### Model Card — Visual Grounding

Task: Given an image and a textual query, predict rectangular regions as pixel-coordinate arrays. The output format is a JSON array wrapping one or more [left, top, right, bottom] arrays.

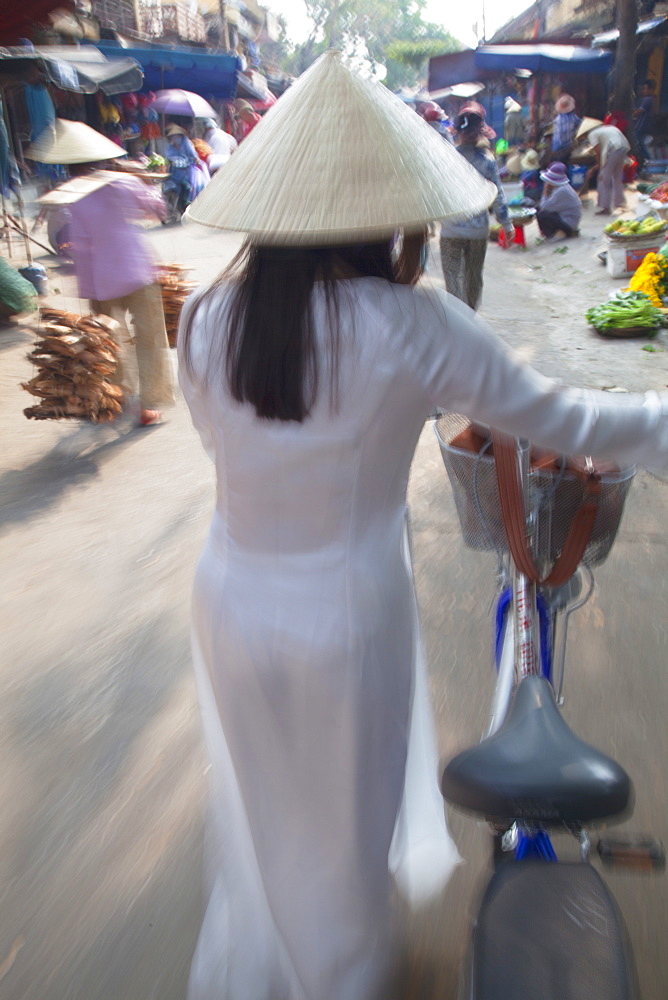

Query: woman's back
[[182, 277, 442, 559]]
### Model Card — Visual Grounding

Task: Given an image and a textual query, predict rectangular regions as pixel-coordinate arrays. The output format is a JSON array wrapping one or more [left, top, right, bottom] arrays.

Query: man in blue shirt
[[551, 94, 581, 163]]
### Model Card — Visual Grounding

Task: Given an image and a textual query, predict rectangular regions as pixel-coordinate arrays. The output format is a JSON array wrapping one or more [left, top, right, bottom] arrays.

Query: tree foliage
[[385, 37, 460, 69], [384, 36, 460, 86], [259, 13, 294, 75], [273, 0, 462, 89]]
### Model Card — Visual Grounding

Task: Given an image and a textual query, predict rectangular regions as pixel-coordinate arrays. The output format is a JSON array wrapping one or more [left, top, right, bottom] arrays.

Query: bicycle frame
[[487, 441, 587, 861], [488, 441, 548, 739], [437, 422, 647, 999]]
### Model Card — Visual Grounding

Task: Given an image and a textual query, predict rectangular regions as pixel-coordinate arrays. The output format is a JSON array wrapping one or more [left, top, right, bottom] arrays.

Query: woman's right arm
[[418, 289, 668, 475]]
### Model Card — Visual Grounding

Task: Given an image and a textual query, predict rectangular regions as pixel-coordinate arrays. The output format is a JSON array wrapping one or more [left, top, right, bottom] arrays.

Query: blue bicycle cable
[[516, 828, 558, 861], [494, 587, 553, 683]]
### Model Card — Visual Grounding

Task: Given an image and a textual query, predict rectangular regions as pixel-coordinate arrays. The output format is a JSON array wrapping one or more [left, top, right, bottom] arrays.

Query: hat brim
[[540, 172, 569, 185], [185, 51, 496, 244], [575, 117, 603, 140], [25, 119, 127, 164], [37, 170, 123, 205]]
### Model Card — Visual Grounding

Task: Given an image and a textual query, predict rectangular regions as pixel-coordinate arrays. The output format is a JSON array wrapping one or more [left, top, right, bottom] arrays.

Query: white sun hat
[[25, 119, 127, 164], [185, 50, 496, 244]]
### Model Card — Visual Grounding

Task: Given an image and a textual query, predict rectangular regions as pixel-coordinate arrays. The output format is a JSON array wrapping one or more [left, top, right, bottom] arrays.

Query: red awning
[[0, 0, 75, 46]]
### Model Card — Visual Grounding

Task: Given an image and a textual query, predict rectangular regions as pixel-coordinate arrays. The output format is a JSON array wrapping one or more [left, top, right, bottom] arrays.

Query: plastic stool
[[499, 224, 525, 248]]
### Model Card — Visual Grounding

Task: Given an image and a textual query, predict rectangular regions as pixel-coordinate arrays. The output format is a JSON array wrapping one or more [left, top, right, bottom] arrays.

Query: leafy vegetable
[[585, 290, 663, 331]]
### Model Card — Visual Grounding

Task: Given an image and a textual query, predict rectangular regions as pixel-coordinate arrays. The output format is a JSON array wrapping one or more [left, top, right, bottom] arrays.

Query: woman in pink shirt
[[28, 120, 174, 425]]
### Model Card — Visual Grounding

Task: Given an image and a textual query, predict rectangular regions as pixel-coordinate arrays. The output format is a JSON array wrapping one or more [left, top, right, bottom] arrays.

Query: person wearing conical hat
[[503, 96, 525, 147], [26, 120, 174, 425], [576, 116, 630, 214], [439, 105, 514, 309], [177, 51, 668, 1000], [505, 148, 523, 176], [551, 93, 581, 162], [518, 148, 543, 204], [164, 123, 200, 212]]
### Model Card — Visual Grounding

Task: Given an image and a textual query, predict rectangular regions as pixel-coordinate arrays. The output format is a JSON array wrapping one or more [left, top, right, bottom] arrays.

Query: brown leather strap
[[492, 430, 602, 587]]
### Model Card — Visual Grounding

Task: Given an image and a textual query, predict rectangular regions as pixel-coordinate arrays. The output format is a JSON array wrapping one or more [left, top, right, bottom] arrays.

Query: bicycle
[[434, 413, 665, 1000]]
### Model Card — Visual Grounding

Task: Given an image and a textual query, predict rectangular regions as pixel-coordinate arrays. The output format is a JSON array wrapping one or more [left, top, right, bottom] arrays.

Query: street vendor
[[536, 161, 582, 240], [576, 117, 630, 216], [26, 119, 174, 427]]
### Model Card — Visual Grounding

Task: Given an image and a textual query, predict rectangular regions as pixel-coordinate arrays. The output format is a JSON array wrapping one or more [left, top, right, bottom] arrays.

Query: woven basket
[[435, 414, 635, 568], [606, 226, 667, 241], [594, 325, 660, 339]]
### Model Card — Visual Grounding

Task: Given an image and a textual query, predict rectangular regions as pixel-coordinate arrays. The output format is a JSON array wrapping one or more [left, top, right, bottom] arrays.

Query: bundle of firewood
[[22, 308, 124, 423], [157, 264, 197, 348]]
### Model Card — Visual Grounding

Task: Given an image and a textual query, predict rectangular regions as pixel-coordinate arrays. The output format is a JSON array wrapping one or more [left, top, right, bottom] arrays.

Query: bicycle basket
[[434, 413, 635, 569]]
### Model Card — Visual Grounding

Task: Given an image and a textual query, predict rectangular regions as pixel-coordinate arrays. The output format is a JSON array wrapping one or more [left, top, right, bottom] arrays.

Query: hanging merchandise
[[0, 98, 20, 196], [138, 93, 161, 142], [24, 83, 56, 143], [140, 115, 161, 142], [98, 94, 121, 128]]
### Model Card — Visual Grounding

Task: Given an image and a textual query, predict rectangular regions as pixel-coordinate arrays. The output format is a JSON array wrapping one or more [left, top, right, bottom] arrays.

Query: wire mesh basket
[[435, 413, 635, 569]]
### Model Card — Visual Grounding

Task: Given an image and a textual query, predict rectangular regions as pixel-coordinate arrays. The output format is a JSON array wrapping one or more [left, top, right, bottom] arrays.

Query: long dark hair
[[181, 229, 427, 422]]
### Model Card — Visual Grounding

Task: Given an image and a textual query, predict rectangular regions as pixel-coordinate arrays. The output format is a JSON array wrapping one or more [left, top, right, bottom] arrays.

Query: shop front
[[429, 43, 612, 146]]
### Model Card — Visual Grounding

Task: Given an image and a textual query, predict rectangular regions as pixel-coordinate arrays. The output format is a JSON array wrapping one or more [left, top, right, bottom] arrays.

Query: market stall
[[89, 43, 241, 101], [428, 44, 612, 145]]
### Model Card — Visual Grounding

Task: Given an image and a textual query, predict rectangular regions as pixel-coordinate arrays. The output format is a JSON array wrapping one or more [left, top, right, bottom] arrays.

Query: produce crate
[[605, 233, 665, 278]]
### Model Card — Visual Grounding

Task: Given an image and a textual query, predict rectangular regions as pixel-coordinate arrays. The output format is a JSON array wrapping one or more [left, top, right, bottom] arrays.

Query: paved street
[[1, 198, 667, 999]]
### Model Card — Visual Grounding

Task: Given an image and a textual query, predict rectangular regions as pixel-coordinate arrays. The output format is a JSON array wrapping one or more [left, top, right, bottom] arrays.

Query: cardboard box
[[605, 234, 664, 278]]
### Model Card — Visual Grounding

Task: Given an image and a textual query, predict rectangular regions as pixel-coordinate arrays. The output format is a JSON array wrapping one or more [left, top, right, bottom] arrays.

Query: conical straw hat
[[185, 50, 496, 244], [25, 119, 127, 164], [575, 117, 603, 141]]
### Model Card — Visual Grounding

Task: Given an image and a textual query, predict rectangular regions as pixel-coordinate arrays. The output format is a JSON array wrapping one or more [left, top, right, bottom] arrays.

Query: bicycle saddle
[[442, 675, 632, 823]]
